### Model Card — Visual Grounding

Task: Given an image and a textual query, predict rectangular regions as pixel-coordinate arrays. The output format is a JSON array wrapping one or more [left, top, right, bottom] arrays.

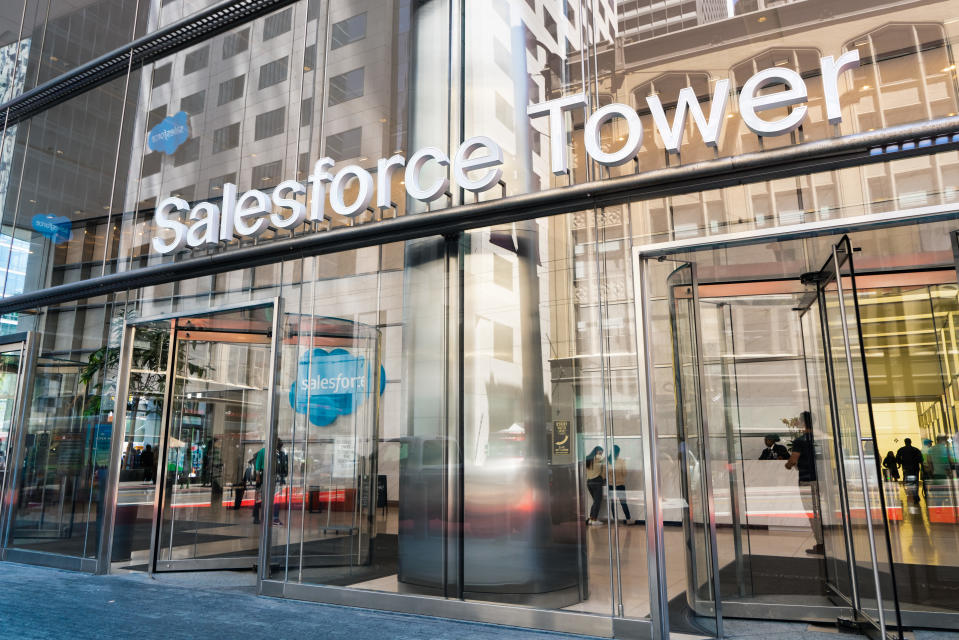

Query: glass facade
[[2, 0, 959, 638]]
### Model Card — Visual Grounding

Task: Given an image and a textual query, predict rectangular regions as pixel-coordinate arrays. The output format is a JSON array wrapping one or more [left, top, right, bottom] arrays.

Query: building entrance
[[637, 219, 959, 639], [110, 303, 278, 573]]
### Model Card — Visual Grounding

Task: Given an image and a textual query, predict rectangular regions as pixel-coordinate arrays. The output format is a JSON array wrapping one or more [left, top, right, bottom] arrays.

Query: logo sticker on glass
[[290, 348, 385, 427], [31, 214, 72, 244], [148, 111, 190, 155]]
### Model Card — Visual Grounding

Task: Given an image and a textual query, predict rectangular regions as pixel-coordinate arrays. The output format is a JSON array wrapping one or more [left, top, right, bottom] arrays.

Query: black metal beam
[[2, 115, 958, 314], [0, 0, 298, 128]]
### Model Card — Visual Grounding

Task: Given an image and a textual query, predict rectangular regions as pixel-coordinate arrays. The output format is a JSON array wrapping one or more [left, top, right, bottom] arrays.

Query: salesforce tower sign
[[151, 51, 860, 256]]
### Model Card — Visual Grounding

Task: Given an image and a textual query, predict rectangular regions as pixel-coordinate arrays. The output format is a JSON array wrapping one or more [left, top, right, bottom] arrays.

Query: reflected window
[[179, 90, 205, 115], [331, 13, 367, 49], [171, 184, 195, 202], [326, 127, 362, 162], [218, 75, 245, 105], [252, 160, 282, 189], [259, 56, 289, 90], [495, 92, 512, 130], [172, 137, 199, 167], [142, 151, 162, 176], [254, 107, 285, 140], [845, 24, 958, 131], [300, 97, 313, 127], [263, 7, 292, 41], [152, 63, 171, 88], [212, 123, 240, 154], [148, 105, 166, 129], [543, 7, 557, 42], [183, 45, 208, 75], [328, 67, 364, 105], [209, 173, 236, 195], [493, 321, 514, 362], [222, 28, 249, 59]]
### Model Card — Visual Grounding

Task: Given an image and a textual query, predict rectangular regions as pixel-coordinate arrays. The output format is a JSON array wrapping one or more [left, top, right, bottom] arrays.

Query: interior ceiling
[[851, 285, 957, 402]]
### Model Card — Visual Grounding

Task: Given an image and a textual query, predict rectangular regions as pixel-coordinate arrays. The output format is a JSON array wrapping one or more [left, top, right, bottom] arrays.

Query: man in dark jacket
[[896, 438, 924, 505], [759, 434, 789, 460], [786, 412, 824, 555]]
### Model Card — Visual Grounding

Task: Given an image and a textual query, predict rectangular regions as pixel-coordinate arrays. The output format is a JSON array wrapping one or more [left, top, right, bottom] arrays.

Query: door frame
[[101, 299, 281, 576], [0, 331, 38, 561], [797, 235, 904, 639], [631, 207, 959, 639]]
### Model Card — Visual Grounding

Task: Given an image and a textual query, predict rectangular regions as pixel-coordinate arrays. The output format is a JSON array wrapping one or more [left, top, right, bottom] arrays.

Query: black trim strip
[[2, 116, 959, 314], [0, 0, 298, 128]]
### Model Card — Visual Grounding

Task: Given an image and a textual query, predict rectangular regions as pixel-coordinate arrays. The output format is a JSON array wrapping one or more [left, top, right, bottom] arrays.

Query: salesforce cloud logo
[[290, 348, 385, 427], [148, 111, 190, 155], [31, 214, 72, 244]]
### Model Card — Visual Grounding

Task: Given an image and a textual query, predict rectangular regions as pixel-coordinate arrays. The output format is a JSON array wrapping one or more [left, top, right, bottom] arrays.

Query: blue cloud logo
[[31, 214, 72, 244], [290, 348, 384, 427], [148, 111, 190, 155]]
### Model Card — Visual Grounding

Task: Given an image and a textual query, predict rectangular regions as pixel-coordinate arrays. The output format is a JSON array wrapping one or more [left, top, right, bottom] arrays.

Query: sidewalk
[[0, 561, 597, 640], [1, 561, 953, 640]]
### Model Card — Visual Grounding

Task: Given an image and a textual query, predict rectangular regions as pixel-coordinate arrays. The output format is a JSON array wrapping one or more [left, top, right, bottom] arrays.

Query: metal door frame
[[103, 299, 280, 576], [0, 331, 38, 560], [666, 261, 724, 637], [803, 236, 903, 639], [630, 207, 959, 640]]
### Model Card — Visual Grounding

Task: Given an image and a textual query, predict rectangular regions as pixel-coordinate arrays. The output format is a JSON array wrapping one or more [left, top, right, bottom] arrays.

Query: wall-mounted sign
[[31, 214, 72, 244], [148, 111, 190, 155], [552, 420, 571, 456], [290, 348, 385, 427], [151, 51, 860, 256]]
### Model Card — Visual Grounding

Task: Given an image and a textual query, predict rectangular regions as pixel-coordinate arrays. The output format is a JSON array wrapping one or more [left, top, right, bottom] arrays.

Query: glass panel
[[862, 279, 959, 618], [155, 311, 272, 568], [801, 298, 854, 603], [269, 314, 379, 582], [9, 354, 105, 558], [111, 320, 170, 570], [666, 262, 719, 635], [455, 214, 619, 616], [823, 245, 900, 632], [0, 345, 23, 506]]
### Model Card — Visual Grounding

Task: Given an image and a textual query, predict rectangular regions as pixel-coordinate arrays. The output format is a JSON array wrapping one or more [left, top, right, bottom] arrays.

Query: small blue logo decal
[[148, 111, 190, 155], [31, 214, 72, 244], [290, 348, 384, 427]]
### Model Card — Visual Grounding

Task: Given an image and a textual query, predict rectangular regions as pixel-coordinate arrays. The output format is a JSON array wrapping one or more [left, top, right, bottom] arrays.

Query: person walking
[[607, 445, 633, 525], [896, 438, 924, 505], [141, 444, 155, 484], [585, 446, 605, 526], [786, 411, 824, 555], [882, 450, 900, 482]]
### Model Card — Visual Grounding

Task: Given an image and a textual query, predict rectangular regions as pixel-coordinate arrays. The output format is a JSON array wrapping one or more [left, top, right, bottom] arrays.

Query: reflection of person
[[882, 451, 900, 482], [897, 438, 924, 505], [233, 456, 253, 510], [252, 442, 282, 525], [141, 444, 155, 483], [759, 434, 789, 460], [786, 411, 824, 555], [585, 446, 605, 526], [607, 445, 633, 525], [928, 435, 957, 481]]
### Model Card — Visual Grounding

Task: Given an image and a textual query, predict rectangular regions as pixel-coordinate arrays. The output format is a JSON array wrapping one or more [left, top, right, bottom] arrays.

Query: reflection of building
[[5, 0, 959, 638]]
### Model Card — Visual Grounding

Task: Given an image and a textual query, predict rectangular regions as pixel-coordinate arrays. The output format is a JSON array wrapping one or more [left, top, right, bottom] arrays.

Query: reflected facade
[[2, 1, 959, 639]]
